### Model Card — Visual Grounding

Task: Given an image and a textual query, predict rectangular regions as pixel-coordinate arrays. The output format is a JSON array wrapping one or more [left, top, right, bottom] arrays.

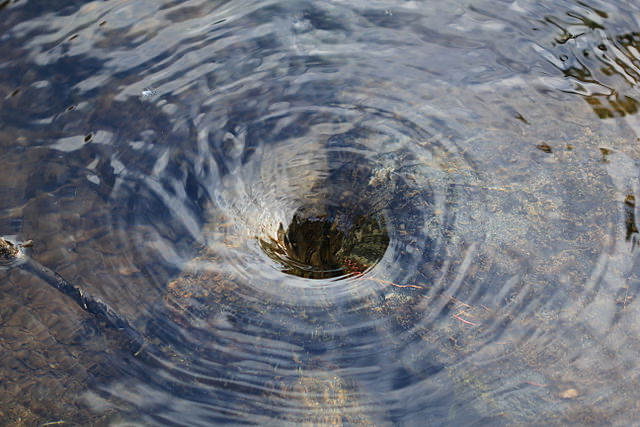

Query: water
[[1, 0, 640, 425]]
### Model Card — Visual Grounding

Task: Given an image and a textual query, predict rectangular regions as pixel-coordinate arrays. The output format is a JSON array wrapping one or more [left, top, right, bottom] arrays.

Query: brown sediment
[[262, 357, 385, 426]]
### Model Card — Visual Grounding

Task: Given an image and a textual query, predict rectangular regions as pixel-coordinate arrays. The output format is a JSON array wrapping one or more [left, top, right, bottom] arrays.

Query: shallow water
[[2, 0, 640, 425]]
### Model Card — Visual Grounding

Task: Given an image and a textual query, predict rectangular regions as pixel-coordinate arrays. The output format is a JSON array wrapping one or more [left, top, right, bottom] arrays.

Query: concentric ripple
[[2, 0, 640, 425], [173, 101, 465, 306]]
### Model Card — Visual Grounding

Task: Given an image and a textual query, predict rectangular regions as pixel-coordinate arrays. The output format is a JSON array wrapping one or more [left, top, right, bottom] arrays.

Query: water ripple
[[2, 0, 640, 425]]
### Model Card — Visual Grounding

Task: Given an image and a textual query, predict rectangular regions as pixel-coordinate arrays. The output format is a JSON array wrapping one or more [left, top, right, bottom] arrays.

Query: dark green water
[[1, 0, 640, 425]]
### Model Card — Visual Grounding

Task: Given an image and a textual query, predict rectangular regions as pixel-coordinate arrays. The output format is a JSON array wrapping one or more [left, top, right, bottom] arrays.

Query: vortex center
[[259, 207, 390, 280]]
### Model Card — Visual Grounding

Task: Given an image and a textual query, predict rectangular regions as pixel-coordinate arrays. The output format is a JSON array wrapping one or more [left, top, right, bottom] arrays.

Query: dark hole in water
[[259, 208, 390, 280]]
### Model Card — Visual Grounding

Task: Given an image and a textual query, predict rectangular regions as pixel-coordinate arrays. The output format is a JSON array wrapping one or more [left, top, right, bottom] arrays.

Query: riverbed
[[1, 0, 640, 425]]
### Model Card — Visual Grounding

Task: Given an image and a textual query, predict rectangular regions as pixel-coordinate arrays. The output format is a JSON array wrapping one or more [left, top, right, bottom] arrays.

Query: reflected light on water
[[1, 0, 640, 425]]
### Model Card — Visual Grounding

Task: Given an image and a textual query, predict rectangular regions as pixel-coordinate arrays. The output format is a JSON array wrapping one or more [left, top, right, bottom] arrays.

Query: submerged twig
[[368, 276, 424, 289], [1, 236, 146, 355], [452, 312, 477, 326]]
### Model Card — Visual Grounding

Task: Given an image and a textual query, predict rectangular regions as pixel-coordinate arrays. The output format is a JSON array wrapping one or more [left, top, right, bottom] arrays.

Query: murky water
[[2, 0, 640, 425]]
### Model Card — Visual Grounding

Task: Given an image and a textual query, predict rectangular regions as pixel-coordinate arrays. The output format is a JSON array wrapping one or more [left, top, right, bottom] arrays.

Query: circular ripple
[[169, 102, 471, 306], [7, 0, 635, 424]]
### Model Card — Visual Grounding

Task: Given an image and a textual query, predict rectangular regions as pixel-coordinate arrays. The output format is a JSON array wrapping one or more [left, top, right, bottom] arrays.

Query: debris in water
[[559, 388, 580, 399], [140, 87, 158, 101], [0, 237, 19, 259]]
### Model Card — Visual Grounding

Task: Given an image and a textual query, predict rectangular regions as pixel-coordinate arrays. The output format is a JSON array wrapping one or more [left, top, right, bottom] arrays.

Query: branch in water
[[1, 236, 146, 355]]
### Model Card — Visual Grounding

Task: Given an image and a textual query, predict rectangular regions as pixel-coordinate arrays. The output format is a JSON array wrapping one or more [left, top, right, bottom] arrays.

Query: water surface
[[2, 0, 640, 425]]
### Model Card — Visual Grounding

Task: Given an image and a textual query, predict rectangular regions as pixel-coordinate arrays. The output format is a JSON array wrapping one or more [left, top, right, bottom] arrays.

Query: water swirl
[[2, 0, 640, 425]]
